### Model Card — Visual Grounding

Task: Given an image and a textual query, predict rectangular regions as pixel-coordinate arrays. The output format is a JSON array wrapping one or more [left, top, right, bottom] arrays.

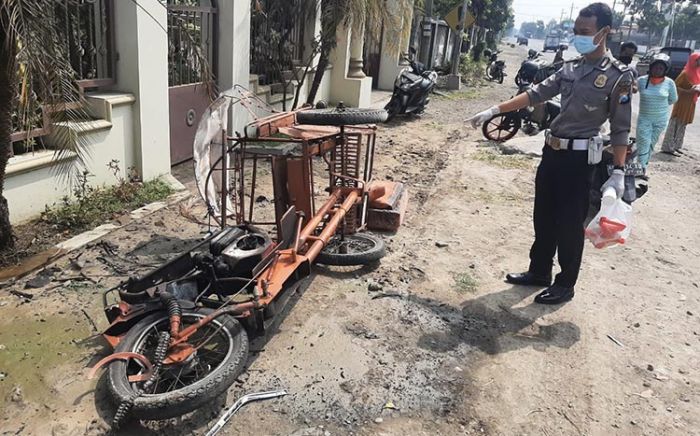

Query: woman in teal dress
[[636, 54, 678, 169]]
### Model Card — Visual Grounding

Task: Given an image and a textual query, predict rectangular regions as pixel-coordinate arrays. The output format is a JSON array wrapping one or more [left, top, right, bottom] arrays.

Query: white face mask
[[572, 27, 605, 55]]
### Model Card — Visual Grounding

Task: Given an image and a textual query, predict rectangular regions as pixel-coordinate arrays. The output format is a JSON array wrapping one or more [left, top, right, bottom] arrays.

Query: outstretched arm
[[467, 69, 563, 128]]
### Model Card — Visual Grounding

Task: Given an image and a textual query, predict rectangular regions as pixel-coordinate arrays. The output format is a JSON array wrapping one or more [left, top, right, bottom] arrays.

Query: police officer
[[467, 2, 633, 305]]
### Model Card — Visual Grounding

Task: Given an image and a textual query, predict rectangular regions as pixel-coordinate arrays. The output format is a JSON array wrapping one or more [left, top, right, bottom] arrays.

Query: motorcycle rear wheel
[[482, 112, 521, 142]]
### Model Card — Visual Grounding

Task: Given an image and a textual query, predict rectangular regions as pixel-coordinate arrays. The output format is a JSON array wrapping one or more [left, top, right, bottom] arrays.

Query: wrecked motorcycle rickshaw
[[91, 87, 393, 423]]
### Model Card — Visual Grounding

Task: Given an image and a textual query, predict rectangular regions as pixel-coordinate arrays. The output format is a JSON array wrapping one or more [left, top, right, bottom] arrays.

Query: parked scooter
[[484, 49, 506, 83], [482, 61, 560, 141], [384, 47, 438, 121]]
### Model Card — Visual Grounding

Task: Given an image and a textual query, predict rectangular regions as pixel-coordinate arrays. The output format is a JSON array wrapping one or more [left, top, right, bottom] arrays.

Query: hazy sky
[[512, 0, 616, 28]]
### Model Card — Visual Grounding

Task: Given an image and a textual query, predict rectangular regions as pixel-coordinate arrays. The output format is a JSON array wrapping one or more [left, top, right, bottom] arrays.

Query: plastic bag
[[585, 187, 633, 249]]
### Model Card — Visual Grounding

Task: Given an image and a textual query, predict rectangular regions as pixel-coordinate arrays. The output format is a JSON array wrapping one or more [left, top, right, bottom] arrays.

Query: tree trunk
[[305, 47, 330, 106], [0, 31, 16, 250]]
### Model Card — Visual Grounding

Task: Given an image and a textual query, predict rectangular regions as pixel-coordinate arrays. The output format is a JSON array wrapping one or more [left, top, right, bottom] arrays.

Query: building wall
[[111, 0, 171, 181], [5, 0, 371, 224], [328, 22, 372, 107], [5, 95, 137, 224]]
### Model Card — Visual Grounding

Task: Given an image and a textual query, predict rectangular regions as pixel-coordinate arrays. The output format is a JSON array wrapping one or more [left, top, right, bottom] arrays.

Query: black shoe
[[534, 285, 575, 305], [505, 271, 552, 287]]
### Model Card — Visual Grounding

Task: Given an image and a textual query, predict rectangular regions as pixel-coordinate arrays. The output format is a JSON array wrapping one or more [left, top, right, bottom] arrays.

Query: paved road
[[507, 37, 699, 154]]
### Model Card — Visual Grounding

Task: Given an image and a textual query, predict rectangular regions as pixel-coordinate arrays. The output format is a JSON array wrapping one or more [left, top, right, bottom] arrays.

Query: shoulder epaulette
[[610, 58, 630, 72]]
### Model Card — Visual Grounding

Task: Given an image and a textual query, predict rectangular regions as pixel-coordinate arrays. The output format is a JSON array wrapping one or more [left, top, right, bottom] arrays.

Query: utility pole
[[669, 1, 676, 47], [560, 9, 565, 25], [447, 0, 470, 89], [569, 2, 574, 21], [450, 0, 470, 75], [425, 0, 434, 17]]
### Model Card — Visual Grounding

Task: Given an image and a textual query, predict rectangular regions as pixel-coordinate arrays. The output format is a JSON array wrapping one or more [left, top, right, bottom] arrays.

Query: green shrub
[[41, 162, 174, 232]]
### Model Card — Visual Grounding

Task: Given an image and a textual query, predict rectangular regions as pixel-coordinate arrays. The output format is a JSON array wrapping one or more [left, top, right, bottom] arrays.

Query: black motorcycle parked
[[482, 59, 560, 142], [384, 47, 438, 121], [484, 49, 506, 83]]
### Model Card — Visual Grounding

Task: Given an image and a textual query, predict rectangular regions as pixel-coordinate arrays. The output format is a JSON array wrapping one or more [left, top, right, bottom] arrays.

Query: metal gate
[[167, 0, 218, 165]]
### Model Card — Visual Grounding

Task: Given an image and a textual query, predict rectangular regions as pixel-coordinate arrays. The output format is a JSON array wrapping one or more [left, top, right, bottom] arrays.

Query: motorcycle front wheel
[[108, 308, 249, 420], [485, 63, 494, 80], [384, 97, 401, 121], [482, 112, 521, 142]]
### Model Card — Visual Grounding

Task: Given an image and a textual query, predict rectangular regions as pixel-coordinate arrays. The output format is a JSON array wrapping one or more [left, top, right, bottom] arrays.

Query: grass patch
[[460, 55, 488, 88], [434, 55, 487, 101], [41, 177, 174, 233], [454, 271, 479, 293], [472, 149, 534, 170]]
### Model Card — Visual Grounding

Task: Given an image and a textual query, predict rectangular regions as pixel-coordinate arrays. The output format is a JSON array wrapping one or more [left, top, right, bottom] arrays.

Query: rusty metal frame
[[97, 109, 381, 386]]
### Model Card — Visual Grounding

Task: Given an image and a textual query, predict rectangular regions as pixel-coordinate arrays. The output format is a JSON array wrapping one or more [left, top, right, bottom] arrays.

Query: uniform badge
[[617, 81, 632, 104], [617, 82, 631, 95], [594, 74, 608, 88]]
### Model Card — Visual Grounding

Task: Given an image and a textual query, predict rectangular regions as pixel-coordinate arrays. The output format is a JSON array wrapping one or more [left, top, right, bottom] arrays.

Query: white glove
[[601, 169, 625, 199], [466, 106, 500, 129]]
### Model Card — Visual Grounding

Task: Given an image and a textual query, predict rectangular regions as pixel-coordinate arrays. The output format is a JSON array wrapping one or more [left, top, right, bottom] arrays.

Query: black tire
[[316, 233, 386, 266], [296, 107, 388, 126], [108, 308, 248, 421], [482, 112, 521, 142], [497, 71, 504, 84]]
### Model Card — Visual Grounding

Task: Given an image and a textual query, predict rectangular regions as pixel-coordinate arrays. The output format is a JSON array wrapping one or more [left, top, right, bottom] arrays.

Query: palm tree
[[0, 1, 92, 251], [306, 0, 419, 105]]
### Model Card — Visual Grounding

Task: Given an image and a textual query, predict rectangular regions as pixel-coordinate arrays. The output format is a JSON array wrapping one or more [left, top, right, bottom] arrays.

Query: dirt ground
[[1, 44, 699, 436]]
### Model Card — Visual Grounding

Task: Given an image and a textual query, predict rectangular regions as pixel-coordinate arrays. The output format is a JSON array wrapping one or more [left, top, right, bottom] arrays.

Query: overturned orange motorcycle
[[90, 87, 407, 425]]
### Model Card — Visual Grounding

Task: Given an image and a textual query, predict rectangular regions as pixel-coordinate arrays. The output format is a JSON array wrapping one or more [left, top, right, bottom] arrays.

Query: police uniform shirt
[[527, 50, 634, 146]]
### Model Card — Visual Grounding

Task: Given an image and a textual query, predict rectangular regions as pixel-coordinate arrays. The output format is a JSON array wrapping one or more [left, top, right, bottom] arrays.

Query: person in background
[[617, 42, 638, 94], [636, 54, 677, 169], [661, 53, 700, 156], [617, 42, 638, 74]]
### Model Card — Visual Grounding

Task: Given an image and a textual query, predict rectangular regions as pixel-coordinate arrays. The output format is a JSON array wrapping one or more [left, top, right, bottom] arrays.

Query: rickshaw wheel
[[482, 112, 521, 142], [316, 233, 386, 266], [296, 107, 388, 126]]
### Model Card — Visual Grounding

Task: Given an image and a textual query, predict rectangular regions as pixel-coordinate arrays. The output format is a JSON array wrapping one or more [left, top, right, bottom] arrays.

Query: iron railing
[[250, 0, 306, 86], [10, 0, 115, 155], [58, 0, 116, 89], [166, 0, 218, 87]]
